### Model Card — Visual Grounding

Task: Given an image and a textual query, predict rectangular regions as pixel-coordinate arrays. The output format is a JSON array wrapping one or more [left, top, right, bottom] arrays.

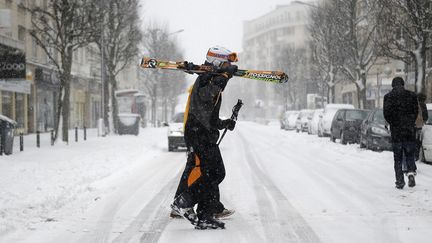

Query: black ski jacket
[[185, 64, 232, 144], [383, 86, 418, 143]]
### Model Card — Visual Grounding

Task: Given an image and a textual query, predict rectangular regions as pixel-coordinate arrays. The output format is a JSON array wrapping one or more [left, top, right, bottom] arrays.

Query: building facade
[[237, 2, 315, 120], [0, 0, 102, 134]]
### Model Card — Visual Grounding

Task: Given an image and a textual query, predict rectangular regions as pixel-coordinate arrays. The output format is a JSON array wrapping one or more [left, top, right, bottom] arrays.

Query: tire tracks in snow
[[110, 173, 179, 243], [238, 125, 405, 243], [75, 151, 183, 243], [237, 132, 321, 243]]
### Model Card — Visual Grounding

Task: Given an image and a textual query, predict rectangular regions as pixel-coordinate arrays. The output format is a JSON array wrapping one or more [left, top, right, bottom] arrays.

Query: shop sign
[[0, 44, 26, 79], [0, 80, 31, 94]]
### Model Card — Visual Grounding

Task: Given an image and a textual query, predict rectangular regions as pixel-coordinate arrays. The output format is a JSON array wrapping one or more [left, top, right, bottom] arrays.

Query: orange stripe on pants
[[187, 154, 201, 187]]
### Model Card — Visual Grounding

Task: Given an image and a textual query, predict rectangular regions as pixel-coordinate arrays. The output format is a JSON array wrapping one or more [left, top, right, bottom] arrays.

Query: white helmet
[[206, 46, 238, 67]]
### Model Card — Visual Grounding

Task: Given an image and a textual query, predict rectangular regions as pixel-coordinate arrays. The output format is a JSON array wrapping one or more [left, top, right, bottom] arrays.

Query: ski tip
[[281, 74, 289, 83]]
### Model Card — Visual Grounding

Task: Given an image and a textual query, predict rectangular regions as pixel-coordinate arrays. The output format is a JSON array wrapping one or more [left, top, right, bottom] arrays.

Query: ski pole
[[217, 99, 243, 145]]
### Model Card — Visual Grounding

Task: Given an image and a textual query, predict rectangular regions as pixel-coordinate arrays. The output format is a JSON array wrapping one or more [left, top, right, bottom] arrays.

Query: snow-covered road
[[1, 122, 432, 243]]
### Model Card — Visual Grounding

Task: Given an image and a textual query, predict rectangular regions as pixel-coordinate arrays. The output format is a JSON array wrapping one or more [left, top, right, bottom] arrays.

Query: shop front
[[0, 43, 30, 133], [34, 67, 60, 133]]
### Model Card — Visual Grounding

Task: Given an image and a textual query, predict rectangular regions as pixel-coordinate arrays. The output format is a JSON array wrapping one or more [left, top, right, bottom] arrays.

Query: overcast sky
[[141, 0, 294, 64]]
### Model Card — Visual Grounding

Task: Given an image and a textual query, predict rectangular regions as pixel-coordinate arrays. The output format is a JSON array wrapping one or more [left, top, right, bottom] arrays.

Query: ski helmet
[[206, 46, 238, 67]]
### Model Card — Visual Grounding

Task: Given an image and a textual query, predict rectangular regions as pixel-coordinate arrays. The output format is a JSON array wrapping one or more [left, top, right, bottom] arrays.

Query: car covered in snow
[[330, 109, 370, 144], [280, 110, 293, 129], [359, 109, 392, 151], [166, 112, 186, 151], [284, 111, 300, 130], [419, 104, 432, 162], [318, 104, 355, 137], [308, 109, 323, 135], [295, 109, 314, 133]]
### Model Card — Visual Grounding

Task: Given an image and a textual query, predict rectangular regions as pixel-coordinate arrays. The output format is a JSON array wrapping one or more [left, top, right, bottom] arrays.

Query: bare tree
[[141, 24, 186, 125], [337, 0, 381, 109], [274, 47, 307, 109], [93, 0, 143, 133], [26, 0, 98, 142], [376, 0, 432, 94], [308, 0, 344, 103]]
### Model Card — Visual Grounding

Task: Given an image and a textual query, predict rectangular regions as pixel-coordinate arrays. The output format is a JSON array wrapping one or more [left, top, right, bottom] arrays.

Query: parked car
[[296, 109, 314, 133], [285, 111, 300, 130], [419, 104, 432, 162], [330, 109, 370, 144], [359, 109, 392, 151], [308, 109, 323, 135], [318, 104, 355, 137], [280, 110, 292, 130], [167, 112, 186, 151]]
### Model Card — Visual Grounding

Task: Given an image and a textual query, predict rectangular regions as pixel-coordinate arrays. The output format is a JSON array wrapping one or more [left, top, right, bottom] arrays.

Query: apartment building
[[0, 0, 102, 133], [238, 2, 316, 120]]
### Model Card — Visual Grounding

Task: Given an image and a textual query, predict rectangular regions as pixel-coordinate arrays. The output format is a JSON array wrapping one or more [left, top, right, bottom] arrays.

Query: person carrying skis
[[170, 46, 238, 229], [170, 86, 234, 220]]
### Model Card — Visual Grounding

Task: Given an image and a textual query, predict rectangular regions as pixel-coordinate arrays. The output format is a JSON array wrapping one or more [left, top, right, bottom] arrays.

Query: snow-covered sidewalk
[[0, 128, 181, 239]]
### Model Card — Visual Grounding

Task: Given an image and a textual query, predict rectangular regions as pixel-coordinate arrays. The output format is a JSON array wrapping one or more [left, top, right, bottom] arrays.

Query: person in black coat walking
[[384, 77, 418, 189]]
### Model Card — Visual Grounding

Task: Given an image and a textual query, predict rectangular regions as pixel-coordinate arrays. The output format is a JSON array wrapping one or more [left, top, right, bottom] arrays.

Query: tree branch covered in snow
[[336, 0, 381, 108], [141, 24, 187, 125], [308, 0, 344, 103], [24, 0, 100, 142], [376, 0, 432, 93], [91, 0, 143, 133]]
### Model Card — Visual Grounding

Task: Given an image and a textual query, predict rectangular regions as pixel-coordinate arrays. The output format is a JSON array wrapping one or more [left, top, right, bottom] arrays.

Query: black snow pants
[[175, 127, 225, 219]]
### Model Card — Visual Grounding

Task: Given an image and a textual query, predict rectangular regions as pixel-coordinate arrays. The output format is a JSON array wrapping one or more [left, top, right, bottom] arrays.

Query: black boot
[[408, 172, 416, 187], [395, 180, 405, 190], [195, 215, 225, 230], [171, 193, 197, 225]]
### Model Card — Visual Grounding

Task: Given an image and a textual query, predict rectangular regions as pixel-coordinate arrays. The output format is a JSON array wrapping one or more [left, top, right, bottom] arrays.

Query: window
[[1, 91, 13, 118], [15, 93, 25, 128], [18, 25, 26, 41], [32, 37, 38, 58], [342, 92, 353, 104]]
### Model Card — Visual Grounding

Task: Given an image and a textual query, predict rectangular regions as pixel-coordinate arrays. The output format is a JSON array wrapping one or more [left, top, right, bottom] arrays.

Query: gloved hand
[[222, 119, 236, 131], [183, 61, 195, 71], [218, 64, 238, 76]]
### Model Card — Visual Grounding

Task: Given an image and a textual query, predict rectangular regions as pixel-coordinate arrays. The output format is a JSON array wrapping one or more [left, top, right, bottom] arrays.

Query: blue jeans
[[392, 142, 416, 184]]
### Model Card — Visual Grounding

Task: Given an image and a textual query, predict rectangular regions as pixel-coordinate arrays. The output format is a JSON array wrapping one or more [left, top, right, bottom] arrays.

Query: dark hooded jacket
[[383, 84, 418, 143], [185, 64, 231, 144]]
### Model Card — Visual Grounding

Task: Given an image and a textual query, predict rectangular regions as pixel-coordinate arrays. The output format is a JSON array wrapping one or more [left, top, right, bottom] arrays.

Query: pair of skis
[[140, 57, 288, 84]]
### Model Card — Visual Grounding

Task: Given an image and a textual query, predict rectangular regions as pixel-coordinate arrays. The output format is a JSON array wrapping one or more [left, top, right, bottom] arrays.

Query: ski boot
[[195, 215, 225, 230], [170, 194, 197, 225], [407, 172, 416, 187], [214, 208, 235, 219]]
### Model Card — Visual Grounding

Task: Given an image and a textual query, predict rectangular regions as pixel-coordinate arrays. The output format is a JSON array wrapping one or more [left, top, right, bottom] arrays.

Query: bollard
[[36, 131, 40, 148], [20, 133, 24, 152], [84, 126, 87, 141], [75, 127, 78, 142], [0, 133, 3, 156], [51, 130, 54, 146]]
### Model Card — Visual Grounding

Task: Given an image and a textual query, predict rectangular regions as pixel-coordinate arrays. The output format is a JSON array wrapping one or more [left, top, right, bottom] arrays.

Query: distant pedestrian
[[384, 77, 418, 189], [415, 93, 429, 161]]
